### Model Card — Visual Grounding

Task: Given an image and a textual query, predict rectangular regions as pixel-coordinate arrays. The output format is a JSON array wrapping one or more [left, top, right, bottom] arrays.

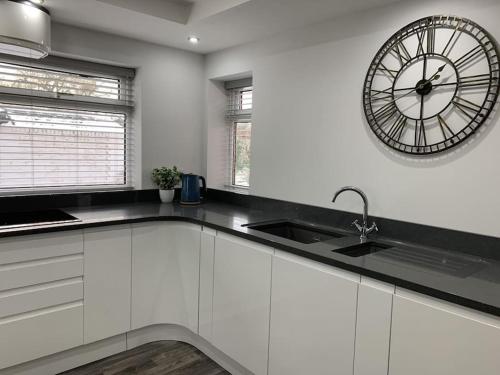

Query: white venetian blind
[[0, 54, 135, 191], [225, 77, 253, 121]]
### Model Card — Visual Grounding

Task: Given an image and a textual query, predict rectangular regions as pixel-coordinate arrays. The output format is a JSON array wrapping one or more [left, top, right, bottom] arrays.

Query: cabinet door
[[212, 233, 273, 375], [84, 226, 132, 344], [131, 223, 201, 332], [268, 251, 359, 375], [199, 227, 216, 342], [0, 231, 84, 370], [389, 290, 500, 375], [354, 277, 394, 375]]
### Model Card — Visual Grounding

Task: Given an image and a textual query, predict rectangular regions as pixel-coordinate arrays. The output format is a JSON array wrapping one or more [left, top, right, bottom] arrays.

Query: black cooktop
[[0, 209, 80, 229]]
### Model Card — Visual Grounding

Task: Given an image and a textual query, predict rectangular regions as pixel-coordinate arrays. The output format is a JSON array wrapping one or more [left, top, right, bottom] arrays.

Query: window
[[232, 122, 251, 187], [0, 55, 134, 191], [226, 83, 252, 188]]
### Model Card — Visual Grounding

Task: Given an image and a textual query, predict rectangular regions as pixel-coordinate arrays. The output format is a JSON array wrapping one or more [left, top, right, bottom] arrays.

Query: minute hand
[[419, 64, 446, 89]]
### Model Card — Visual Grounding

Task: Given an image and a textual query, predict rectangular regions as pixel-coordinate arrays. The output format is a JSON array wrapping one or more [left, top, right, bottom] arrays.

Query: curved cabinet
[[131, 222, 201, 332]]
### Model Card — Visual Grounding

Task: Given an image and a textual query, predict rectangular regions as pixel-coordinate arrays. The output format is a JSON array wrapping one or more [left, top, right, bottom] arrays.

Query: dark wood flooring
[[59, 341, 231, 375]]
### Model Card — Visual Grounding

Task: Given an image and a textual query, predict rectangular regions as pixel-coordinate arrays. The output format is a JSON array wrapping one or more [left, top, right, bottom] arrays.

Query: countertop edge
[[1, 213, 499, 318]]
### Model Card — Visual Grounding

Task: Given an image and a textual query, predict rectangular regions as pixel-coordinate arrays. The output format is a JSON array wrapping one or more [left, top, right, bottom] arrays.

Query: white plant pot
[[159, 189, 175, 203]]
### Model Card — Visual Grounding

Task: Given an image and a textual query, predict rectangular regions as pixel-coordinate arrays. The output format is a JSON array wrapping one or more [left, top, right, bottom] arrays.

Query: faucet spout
[[332, 186, 377, 241]]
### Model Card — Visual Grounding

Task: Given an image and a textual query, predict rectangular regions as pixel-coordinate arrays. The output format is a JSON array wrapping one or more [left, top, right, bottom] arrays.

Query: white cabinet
[[354, 277, 394, 375], [268, 250, 360, 375], [0, 302, 83, 370], [0, 231, 84, 370], [212, 233, 273, 375], [199, 226, 216, 342], [83, 226, 132, 344], [131, 222, 201, 332], [389, 289, 500, 375]]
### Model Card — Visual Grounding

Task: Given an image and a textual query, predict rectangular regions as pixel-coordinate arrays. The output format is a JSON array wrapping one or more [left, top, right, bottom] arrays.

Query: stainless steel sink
[[244, 220, 345, 244]]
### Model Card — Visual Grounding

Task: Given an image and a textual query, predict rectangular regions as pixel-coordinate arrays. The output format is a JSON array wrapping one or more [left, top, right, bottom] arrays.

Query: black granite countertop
[[1, 200, 499, 317]]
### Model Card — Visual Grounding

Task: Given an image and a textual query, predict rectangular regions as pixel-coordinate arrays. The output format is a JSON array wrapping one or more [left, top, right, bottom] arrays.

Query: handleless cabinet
[[268, 250, 360, 375], [83, 226, 132, 344], [388, 289, 500, 375], [353, 277, 394, 375], [131, 222, 201, 332], [199, 226, 216, 342], [0, 231, 84, 370], [212, 233, 273, 375]]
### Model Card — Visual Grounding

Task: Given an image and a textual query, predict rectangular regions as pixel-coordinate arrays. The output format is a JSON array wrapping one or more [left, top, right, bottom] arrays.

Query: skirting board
[[0, 324, 253, 375]]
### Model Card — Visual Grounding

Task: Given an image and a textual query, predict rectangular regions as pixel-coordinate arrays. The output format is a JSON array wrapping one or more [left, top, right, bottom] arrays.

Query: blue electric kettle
[[180, 174, 206, 205]]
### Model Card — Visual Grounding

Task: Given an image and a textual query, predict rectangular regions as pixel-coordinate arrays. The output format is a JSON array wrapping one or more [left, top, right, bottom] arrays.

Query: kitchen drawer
[[0, 277, 83, 319], [0, 231, 83, 266], [0, 302, 84, 370], [0, 254, 83, 292]]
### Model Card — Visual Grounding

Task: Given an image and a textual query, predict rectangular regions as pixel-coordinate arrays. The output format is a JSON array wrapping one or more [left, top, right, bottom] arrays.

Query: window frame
[[0, 54, 135, 194], [225, 84, 253, 189], [230, 120, 252, 188]]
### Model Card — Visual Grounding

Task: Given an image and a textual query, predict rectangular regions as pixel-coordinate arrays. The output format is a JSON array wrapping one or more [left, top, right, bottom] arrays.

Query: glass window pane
[[233, 122, 251, 187], [0, 103, 126, 189], [0, 63, 121, 100], [240, 90, 252, 110]]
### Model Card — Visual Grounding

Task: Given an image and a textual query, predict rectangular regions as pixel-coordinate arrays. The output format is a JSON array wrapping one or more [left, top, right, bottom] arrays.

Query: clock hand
[[417, 92, 426, 146], [422, 55, 428, 80], [424, 64, 446, 85], [392, 75, 443, 92]]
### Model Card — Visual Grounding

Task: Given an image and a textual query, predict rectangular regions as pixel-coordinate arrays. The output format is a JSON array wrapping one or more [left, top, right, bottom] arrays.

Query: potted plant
[[151, 166, 181, 203]]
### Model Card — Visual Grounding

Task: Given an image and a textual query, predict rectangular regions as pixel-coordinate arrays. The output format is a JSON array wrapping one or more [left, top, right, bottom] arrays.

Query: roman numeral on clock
[[454, 45, 483, 70], [452, 97, 483, 120], [386, 114, 407, 141], [390, 40, 412, 66], [377, 63, 398, 79], [415, 120, 427, 147], [437, 115, 455, 141], [426, 25, 436, 54], [373, 101, 398, 125], [370, 87, 393, 102], [442, 19, 466, 57], [458, 74, 498, 89]]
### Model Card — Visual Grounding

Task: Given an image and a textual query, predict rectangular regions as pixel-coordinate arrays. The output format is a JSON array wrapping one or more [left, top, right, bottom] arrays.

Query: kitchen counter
[[1, 200, 499, 317]]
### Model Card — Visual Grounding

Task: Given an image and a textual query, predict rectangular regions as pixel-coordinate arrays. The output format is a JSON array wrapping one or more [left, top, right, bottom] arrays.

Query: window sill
[[0, 186, 134, 197], [221, 185, 250, 195]]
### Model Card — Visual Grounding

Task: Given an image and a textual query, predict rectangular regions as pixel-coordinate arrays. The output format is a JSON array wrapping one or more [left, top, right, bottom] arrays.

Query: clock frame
[[363, 15, 500, 155]]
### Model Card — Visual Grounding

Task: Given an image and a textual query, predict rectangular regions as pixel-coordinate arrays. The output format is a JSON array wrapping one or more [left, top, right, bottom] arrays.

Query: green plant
[[151, 166, 181, 190]]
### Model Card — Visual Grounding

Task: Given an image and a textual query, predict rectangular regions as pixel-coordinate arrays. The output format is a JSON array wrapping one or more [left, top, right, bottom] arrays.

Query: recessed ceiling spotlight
[[188, 36, 200, 44], [29, 0, 45, 4]]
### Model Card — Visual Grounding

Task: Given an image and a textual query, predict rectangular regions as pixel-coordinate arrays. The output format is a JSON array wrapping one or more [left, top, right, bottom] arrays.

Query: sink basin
[[333, 242, 392, 257], [0, 209, 81, 229], [245, 221, 345, 244]]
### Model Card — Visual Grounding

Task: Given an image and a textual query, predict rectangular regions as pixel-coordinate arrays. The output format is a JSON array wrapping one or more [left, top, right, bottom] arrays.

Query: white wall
[[51, 23, 205, 189], [205, 0, 500, 237]]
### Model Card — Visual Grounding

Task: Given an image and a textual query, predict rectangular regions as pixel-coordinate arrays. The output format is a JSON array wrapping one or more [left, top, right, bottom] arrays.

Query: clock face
[[363, 16, 500, 155]]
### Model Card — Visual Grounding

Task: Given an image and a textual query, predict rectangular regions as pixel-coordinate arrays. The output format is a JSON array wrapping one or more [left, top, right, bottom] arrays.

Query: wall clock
[[363, 15, 499, 155]]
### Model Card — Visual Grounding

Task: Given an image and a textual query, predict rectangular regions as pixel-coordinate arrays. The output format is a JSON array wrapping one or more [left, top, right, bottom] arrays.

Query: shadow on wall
[[360, 92, 500, 169]]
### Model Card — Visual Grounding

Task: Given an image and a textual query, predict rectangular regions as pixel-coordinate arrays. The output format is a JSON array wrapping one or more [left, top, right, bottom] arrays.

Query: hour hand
[[427, 64, 446, 82]]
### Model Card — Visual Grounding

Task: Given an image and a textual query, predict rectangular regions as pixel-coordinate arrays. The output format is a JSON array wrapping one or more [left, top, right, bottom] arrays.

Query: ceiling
[[45, 0, 403, 54]]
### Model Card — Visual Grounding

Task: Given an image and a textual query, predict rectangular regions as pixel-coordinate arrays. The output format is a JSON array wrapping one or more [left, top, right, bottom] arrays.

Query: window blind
[[225, 86, 253, 121], [0, 54, 135, 191]]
